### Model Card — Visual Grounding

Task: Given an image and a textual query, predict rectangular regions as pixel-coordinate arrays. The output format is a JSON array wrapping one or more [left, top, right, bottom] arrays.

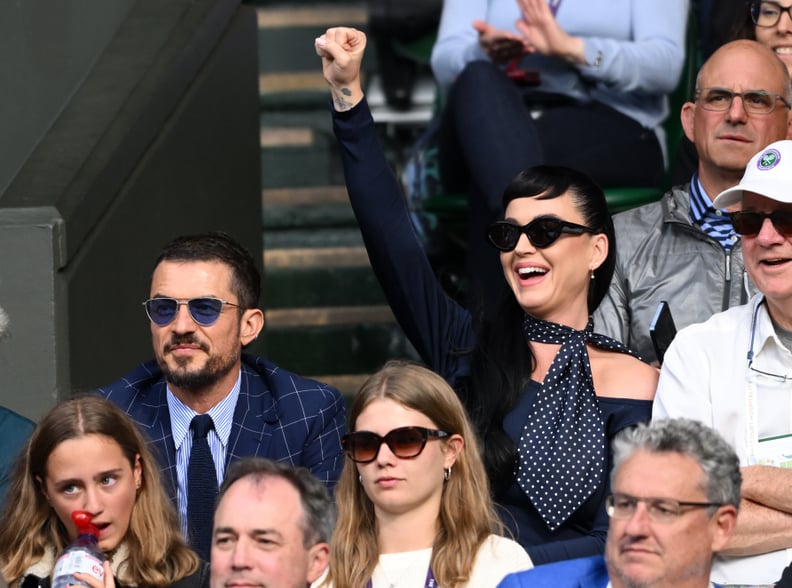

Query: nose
[[83, 485, 103, 516], [726, 94, 749, 123], [622, 502, 652, 536], [375, 439, 397, 466], [513, 231, 536, 254], [754, 216, 785, 245], [171, 303, 196, 333], [230, 538, 253, 570], [779, 8, 792, 32]]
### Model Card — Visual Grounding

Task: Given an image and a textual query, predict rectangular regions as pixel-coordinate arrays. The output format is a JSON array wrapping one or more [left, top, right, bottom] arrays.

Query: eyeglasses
[[695, 87, 791, 115], [143, 297, 240, 326], [747, 298, 792, 381], [341, 426, 450, 463], [606, 493, 724, 523], [729, 210, 792, 237], [486, 217, 597, 251], [751, 1, 792, 27]]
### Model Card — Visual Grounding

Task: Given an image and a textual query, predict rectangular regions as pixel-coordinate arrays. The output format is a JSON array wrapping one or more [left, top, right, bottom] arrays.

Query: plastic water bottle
[[51, 511, 106, 588]]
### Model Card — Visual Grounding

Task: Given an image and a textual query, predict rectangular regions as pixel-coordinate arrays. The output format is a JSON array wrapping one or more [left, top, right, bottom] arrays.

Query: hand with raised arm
[[315, 26, 366, 112]]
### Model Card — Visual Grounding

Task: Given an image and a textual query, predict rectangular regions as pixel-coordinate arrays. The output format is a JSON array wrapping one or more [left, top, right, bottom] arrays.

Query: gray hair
[[217, 457, 336, 547], [611, 418, 741, 509]]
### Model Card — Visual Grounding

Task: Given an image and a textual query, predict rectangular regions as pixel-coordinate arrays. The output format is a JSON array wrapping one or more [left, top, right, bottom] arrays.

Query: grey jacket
[[593, 183, 754, 363]]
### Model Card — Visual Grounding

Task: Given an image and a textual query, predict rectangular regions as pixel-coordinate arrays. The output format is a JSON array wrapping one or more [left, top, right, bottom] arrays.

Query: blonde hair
[[325, 360, 502, 588], [0, 396, 199, 587]]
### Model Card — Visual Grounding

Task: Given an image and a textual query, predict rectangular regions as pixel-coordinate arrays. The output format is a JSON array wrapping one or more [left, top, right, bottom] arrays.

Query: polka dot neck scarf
[[516, 313, 638, 531]]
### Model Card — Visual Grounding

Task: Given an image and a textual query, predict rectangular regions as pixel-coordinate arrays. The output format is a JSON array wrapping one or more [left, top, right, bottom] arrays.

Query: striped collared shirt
[[167, 372, 241, 537], [688, 172, 740, 251]]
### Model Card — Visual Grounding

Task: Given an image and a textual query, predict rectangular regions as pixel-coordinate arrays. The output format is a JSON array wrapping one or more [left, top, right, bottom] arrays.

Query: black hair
[[462, 165, 616, 490], [153, 231, 261, 310]]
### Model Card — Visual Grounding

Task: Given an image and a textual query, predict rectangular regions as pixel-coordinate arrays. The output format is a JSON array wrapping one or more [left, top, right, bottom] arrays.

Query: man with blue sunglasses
[[97, 232, 346, 560]]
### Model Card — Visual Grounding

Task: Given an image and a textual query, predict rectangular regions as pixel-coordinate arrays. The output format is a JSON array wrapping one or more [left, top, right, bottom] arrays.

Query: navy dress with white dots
[[333, 99, 653, 566]]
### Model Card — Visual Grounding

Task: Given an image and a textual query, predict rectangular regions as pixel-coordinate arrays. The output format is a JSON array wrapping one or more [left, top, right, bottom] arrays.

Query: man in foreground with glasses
[[655, 139, 792, 586], [497, 418, 740, 588], [97, 232, 346, 559], [594, 39, 792, 364]]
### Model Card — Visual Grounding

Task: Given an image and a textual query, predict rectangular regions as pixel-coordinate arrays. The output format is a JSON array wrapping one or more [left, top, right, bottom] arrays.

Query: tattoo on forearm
[[333, 87, 354, 111], [334, 96, 352, 110]]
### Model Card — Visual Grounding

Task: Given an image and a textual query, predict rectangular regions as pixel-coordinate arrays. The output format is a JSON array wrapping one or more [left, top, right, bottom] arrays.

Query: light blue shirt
[[431, 0, 689, 137], [167, 373, 241, 537]]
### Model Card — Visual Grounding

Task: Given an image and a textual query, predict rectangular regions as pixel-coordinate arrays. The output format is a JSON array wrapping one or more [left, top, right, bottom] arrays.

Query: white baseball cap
[[713, 139, 792, 209]]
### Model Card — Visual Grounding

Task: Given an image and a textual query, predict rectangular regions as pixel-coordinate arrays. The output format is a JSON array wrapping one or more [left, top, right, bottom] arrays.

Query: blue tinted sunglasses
[[143, 297, 240, 326]]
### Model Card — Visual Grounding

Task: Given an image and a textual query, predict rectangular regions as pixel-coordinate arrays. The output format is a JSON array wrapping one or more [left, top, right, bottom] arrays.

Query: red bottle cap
[[71, 510, 100, 538]]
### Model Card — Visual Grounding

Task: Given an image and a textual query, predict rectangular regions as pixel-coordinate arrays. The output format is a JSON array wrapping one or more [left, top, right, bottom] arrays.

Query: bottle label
[[53, 550, 105, 581]]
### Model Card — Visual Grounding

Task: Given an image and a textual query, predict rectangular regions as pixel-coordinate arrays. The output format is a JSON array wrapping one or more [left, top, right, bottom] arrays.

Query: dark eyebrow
[[96, 468, 124, 479], [213, 527, 285, 541]]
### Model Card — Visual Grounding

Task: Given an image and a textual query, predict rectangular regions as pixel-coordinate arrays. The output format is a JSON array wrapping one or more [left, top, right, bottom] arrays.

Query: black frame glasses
[[341, 426, 450, 463], [729, 210, 792, 237], [486, 217, 597, 251], [606, 493, 724, 523], [143, 297, 240, 327], [751, 1, 792, 27], [695, 87, 791, 115]]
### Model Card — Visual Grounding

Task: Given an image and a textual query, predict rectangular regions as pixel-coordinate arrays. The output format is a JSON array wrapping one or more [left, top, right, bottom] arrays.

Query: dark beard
[[161, 338, 239, 392]]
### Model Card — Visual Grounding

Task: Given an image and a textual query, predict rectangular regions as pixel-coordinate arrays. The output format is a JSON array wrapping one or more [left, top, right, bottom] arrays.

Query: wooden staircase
[[256, 2, 419, 400]]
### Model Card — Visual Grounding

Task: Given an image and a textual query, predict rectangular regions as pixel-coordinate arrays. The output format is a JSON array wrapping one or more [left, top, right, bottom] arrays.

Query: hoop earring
[[444, 467, 451, 481]]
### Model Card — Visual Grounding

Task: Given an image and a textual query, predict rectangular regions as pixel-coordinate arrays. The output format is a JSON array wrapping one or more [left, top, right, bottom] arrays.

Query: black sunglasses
[[341, 426, 450, 463], [143, 297, 240, 327], [487, 217, 597, 251], [729, 211, 792, 236]]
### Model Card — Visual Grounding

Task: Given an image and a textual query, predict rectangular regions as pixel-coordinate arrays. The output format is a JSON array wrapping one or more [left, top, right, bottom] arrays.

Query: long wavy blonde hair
[[324, 360, 502, 588], [0, 396, 199, 587]]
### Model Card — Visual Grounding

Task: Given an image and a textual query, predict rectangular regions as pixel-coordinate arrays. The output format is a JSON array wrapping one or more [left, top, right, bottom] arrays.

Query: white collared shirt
[[655, 294, 792, 585]]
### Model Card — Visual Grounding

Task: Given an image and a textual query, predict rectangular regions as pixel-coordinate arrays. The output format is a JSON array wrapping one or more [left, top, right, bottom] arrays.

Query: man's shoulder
[[0, 406, 35, 434], [240, 354, 344, 403], [96, 359, 165, 402], [613, 184, 688, 226], [675, 296, 755, 341], [611, 185, 692, 254], [498, 555, 607, 588]]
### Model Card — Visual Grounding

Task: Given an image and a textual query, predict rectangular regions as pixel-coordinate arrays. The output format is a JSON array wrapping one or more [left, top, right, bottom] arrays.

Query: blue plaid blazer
[[97, 354, 347, 501]]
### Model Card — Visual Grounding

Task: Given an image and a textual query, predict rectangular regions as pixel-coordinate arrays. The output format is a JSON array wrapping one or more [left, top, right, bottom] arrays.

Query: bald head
[[699, 40, 791, 103], [681, 39, 792, 195]]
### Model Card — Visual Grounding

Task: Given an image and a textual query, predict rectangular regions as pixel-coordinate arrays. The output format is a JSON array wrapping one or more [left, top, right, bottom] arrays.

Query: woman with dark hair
[[736, 0, 792, 77], [316, 27, 658, 566], [0, 396, 203, 588]]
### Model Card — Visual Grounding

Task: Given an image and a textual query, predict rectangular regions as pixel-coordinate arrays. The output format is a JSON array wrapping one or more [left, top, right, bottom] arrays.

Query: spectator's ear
[[710, 504, 738, 554], [681, 102, 696, 143], [240, 308, 264, 345], [306, 541, 330, 584]]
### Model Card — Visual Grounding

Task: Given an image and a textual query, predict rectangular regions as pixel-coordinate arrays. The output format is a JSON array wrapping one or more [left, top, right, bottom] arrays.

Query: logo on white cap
[[758, 148, 781, 170]]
